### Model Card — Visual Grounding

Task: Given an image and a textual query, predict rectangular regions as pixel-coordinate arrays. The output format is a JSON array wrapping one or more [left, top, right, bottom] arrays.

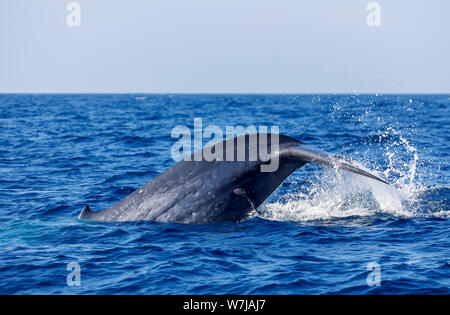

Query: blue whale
[[79, 133, 386, 224]]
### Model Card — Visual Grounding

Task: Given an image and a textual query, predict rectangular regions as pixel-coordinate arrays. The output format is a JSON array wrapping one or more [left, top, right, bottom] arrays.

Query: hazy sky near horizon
[[1, 0, 449, 93]]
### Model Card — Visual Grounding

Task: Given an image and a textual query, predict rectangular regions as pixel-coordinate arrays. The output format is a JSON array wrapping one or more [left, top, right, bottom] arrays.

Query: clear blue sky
[[1, 0, 449, 93]]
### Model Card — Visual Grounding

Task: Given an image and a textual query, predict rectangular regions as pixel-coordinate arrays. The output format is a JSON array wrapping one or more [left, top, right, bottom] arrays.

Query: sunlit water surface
[[0, 94, 448, 294]]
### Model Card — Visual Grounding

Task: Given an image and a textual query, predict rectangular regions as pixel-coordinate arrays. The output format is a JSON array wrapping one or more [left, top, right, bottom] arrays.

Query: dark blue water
[[0, 94, 448, 294]]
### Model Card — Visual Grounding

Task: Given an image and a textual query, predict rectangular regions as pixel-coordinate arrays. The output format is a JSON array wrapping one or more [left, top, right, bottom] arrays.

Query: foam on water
[[259, 126, 447, 222]]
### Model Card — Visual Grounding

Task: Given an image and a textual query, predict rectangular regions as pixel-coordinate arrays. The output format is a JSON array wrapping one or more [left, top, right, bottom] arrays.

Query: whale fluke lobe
[[79, 133, 387, 224], [284, 145, 388, 184]]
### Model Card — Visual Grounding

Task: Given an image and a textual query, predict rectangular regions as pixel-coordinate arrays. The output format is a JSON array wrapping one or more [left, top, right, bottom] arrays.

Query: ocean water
[[0, 94, 448, 295]]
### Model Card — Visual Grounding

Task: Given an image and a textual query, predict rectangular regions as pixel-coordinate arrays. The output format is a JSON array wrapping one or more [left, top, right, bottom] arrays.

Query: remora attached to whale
[[79, 133, 387, 224]]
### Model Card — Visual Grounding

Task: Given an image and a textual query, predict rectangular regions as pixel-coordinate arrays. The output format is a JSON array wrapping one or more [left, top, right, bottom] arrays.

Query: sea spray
[[258, 127, 429, 222]]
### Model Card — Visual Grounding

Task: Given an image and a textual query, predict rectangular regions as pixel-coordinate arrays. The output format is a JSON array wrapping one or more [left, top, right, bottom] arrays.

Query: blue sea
[[0, 94, 448, 294]]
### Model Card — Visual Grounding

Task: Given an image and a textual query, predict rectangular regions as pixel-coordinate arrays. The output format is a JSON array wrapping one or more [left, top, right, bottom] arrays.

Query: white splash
[[258, 127, 444, 222], [259, 169, 412, 223]]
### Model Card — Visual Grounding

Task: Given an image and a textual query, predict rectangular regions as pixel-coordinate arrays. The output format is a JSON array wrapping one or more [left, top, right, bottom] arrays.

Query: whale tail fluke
[[79, 204, 93, 220], [284, 145, 388, 185]]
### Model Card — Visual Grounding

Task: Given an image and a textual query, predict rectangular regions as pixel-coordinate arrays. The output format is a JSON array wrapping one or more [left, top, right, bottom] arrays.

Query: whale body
[[79, 133, 386, 224]]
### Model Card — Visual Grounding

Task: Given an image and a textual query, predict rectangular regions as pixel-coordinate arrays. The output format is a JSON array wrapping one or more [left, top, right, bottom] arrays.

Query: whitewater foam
[[258, 127, 446, 222]]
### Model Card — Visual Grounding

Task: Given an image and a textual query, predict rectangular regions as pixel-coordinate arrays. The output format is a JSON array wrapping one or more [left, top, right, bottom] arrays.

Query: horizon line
[[1, 92, 450, 95]]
